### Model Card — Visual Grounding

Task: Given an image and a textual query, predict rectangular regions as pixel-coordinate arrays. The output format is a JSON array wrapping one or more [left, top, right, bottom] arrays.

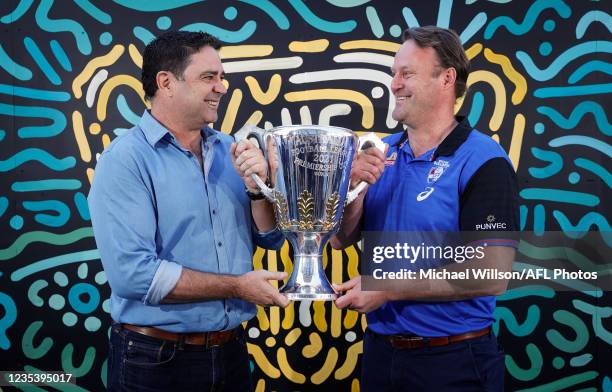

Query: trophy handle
[[346, 132, 386, 204], [233, 124, 276, 201]]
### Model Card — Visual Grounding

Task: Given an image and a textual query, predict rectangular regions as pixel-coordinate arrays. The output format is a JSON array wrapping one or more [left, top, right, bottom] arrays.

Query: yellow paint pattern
[[508, 113, 525, 171], [455, 70, 506, 131], [71, 111, 91, 163], [331, 248, 343, 338], [73, 45, 125, 98], [285, 89, 374, 129], [220, 88, 242, 134], [255, 379, 265, 392], [340, 40, 401, 53], [289, 39, 330, 53], [265, 337, 276, 347], [102, 134, 110, 149], [351, 378, 360, 392], [284, 328, 302, 346], [311, 347, 339, 384], [343, 246, 360, 330], [302, 332, 322, 358], [267, 249, 280, 335], [484, 48, 527, 104], [89, 123, 101, 135], [253, 247, 270, 331], [86, 168, 94, 185], [277, 348, 306, 384], [128, 44, 142, 68], [335, 341, 363, 380], [279, 242, 295, 330], [465, 43, 483, 60], [313, 299, 328, 332], [245, 74, 282, 105], [219, 45, 273, 59], [247, 343, 281, 378], [97, 75, 146, 121], [244, 110, 263, 127]]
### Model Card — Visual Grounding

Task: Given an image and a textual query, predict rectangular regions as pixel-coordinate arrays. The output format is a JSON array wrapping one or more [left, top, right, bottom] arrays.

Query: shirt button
[[212, 209, 216, 215], [217, 241, 222, 247]]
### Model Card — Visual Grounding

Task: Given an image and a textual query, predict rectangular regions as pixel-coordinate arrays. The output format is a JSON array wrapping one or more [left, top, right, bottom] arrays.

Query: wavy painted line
[[302, 332, 323, 358], [117, 94, 141, 125], [505, 343, 542, 381], [0, 44, 32, 80], [223, 57, 303, 73], [289, 68, 394, 128], [497, 285, 555, 300], [285, 89, 374, 129], [313, 300, 327, 332], [519, 188, 599, 206], [15, 250, 99, 281], [402, 7, 419, 28], [0, 0, 34, 23], [0, 228, 93, 261], [335, 341, 363, 380], [365, 6, 384, 38], [515, 371, 598, 392], [519, 241, 611, 275], [220, 89, 242, 134], [331, 248, 342, 338], [181, 21, 257, 43], [74, 0, 111, 24], [71, 111, 92, 163], [311, 347, 338, 384], [537, 102, 611, 136], [568, 60, 612, 84], [484, 48, 527, 104], [517, 41, 612, 82], [0, 292, 17, 349], [245, 75, 281, 105], [12, 179, 81, 192], [133, 26, 156, 46], [220, 45, 273, 59], [23, 200, 70, 227], [437, 0, 453, 28], [0, 197, 7, 217], [277, 348, 306, 383], [460, 12, 487, 44], [111, 0, 203, 11], [528, 147, 562, 179], [508, 113, 525, 170], [289, 39, 330, 53], [49, 40, 72, 72], [72, 45, 124, 99], [22, 321, 53, 359], [0, 130, 5, 141], [484, 0, 571, 39], [576, 10, 612, 39], [266, 250, 280, 335], [74, 192, 90, 221], [327, 0, 371, 6], [238, 0, 290, 30], [534, 83, 612, 98], [549, 135, 612, 158], [97, 75, 146, 121], [573, 299, 612, 344], [0, 103, 66, 138], [467, 92, 484, 127], [519, 205, 528, 230], [533, 204, 545, 236], [334, 52, 393, 67], [570, 353, 593, 367], [553, 211, 612, 247], [546, 310, 589, 353], [574, 158, 612, 188], [456, 70, 506, 131], [86, 69, 108, 108], [35, 0, 92, 55], [493, 305, 540, 337], [0, 84, 69, 101], [28, 280, 48, 307], [299, 299, 312, 327], [62, 344, 96, 377], [340, 40, 400, 52], [0, 148, 75, 172], [319, 103, 352, 125], [128, 44, 142, 68], [288, 0, 357, 33]]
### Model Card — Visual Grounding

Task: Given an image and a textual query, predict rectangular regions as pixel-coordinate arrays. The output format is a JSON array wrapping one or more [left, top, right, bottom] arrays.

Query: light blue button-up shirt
[[88, 110, 283, 332]]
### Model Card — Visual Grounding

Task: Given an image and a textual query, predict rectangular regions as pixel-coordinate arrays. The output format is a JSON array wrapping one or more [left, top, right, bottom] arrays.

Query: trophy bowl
[[236, 125, 384, 301]]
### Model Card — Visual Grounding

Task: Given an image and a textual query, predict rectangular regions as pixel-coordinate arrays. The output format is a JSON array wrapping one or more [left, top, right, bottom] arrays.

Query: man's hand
[[350, 145, 388, 188], [231, 141, 267, 192], [235, 270, 290, 307], [333, 276, 388, 313]]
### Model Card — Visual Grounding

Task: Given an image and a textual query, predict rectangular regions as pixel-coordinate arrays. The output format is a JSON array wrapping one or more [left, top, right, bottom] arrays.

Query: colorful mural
[[0, 0, 610, 390]]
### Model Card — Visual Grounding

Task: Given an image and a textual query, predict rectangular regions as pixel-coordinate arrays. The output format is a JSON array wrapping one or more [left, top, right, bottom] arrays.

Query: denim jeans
[[361, 328, 505, 392], [107, 323, 252, 392]]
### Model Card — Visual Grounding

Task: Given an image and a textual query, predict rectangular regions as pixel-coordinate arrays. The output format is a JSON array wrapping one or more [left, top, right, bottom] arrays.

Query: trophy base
[[284, 292, 337, 301]]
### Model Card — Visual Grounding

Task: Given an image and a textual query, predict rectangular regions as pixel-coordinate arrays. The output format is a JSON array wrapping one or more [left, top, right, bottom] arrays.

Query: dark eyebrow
[[199, 70, 225, 77]]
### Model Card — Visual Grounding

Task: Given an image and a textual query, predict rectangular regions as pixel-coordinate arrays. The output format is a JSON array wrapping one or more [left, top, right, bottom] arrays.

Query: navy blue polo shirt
[[363, 117, 519, 336]]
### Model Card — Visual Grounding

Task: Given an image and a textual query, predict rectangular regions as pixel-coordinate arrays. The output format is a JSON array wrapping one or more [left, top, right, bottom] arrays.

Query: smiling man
[[88, 31, 288, 391], [332, 26, 519, 391]]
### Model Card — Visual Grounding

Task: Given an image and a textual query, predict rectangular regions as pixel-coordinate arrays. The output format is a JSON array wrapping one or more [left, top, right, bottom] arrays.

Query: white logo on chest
[[416, 187, 435, 201]]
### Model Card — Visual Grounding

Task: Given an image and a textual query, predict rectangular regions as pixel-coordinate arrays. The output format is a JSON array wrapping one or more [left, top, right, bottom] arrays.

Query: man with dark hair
[[332, 26, 518, 391], [89, 30, 288, 391]]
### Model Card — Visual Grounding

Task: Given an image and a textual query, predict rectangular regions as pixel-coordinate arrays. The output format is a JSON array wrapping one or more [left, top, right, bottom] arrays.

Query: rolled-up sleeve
[[252, 225, 285, 250], [88, 149, 182, 305]]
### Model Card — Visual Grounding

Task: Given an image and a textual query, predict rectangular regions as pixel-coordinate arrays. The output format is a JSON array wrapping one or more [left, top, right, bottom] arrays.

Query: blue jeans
[[107, 324, 252, 392], [361, 328, 505, 391]]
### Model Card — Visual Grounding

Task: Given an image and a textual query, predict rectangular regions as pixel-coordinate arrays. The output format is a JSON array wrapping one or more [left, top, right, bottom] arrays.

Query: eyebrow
[[199, 70, 225, 77]]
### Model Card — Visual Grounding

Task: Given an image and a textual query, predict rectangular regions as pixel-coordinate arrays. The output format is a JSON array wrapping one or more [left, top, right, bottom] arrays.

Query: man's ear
[[156, 71, 173, 97], [441, 67, 457, 92]]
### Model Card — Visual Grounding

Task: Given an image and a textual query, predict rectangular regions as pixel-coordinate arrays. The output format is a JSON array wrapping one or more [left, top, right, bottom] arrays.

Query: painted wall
[[0, 0, 610, 391]]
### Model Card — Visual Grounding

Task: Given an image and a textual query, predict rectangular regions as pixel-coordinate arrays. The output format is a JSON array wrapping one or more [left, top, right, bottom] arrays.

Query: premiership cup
[[235, 125, 384, 301]]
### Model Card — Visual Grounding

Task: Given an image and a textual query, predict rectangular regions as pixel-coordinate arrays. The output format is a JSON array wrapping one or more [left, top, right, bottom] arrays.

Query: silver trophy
[[235, 124, 384, 301]]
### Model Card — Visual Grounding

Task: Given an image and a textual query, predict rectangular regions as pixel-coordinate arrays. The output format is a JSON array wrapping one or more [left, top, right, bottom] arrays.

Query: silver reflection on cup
[[235, 125, 384, 301]]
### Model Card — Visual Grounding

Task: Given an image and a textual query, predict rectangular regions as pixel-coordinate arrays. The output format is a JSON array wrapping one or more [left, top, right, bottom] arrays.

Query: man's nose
[[214, 80, 227, 95], [390, 73, 402, 93]]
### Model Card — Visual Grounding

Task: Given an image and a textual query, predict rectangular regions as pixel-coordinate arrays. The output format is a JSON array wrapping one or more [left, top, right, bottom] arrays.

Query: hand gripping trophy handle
[[345, 132, 386, 205]]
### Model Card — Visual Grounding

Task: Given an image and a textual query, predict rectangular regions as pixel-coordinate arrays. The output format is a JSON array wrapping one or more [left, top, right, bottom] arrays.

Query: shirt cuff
[[142, 260, 183, 305], [253, 227, 285, 250]]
